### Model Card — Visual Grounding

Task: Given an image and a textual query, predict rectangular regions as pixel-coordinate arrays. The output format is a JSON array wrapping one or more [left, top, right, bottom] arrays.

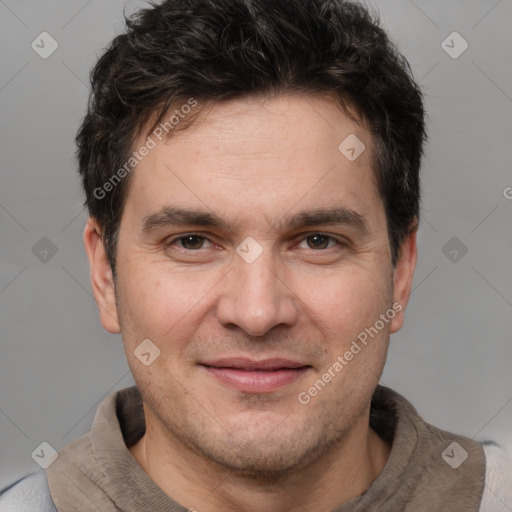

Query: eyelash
[[164, 232, 346, 252]]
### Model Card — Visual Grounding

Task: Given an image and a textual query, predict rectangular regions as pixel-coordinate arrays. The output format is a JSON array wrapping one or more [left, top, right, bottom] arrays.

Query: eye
[[163, 232, 346, 256], [298, 233, 344, 251], [165, 234, 212, 250]]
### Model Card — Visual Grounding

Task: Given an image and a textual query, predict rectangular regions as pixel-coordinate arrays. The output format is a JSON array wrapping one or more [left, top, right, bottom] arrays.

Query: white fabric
[[0, 471, 56, 512], [480, 442, 512, 512]]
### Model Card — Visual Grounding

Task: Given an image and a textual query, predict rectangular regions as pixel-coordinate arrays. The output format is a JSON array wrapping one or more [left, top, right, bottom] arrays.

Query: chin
[[202, 445, 312, 479], [192, 421, 342, 480]]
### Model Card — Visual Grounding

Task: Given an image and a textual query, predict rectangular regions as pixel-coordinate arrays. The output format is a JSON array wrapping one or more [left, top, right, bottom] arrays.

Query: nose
[[215, 247, 299, 337]]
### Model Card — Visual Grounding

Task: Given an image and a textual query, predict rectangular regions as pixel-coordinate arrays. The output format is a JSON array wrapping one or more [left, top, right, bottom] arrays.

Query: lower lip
[[202, 366, 310, 393]]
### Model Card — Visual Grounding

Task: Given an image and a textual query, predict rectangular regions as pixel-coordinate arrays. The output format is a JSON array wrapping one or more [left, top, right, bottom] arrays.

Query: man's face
[[88, 94, 415, 475]]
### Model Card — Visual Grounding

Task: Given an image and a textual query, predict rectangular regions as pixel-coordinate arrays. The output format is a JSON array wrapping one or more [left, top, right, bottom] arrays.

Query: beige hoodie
[[45, 385, 486, 511]]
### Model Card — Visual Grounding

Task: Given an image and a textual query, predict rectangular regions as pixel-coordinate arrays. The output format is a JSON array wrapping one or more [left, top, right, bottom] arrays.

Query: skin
[[84, 93, 418, 512]]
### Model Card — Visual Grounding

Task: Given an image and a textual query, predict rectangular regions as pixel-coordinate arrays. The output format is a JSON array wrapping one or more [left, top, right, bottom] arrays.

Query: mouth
[[199, 358, 312, 393]]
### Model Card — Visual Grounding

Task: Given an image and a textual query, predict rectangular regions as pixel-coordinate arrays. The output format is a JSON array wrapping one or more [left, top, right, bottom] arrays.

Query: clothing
[[0, 471, 56, 512], [0, 385, 509, 511]]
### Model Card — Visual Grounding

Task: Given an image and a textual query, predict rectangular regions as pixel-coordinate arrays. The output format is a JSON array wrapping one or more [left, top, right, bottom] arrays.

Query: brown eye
[[165, 234, 212, 251], [306, 234, 331, 250], [178, 234, 206, 250]]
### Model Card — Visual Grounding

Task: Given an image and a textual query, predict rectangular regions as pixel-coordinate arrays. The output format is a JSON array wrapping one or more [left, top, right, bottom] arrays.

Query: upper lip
[[200, 357, 310, 371]]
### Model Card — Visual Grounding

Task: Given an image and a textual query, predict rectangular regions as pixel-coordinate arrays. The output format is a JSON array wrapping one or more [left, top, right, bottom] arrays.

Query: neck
[[129, 404, 390, 512]]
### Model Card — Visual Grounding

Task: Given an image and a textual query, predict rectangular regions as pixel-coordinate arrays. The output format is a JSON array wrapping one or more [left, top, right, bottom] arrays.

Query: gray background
[[1, 0, 511, 491]]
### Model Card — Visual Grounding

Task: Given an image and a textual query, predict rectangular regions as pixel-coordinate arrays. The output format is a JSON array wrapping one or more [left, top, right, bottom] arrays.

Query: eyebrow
[[141, 205, 369, 235]]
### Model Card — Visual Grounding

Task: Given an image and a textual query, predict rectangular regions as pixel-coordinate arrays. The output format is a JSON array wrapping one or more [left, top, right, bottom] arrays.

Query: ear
[[83, 217, 121, 333], [389, 223, 418, 334]]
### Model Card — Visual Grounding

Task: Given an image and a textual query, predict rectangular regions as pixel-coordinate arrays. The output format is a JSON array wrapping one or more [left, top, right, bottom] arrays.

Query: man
[[1, 0, 510, 510]]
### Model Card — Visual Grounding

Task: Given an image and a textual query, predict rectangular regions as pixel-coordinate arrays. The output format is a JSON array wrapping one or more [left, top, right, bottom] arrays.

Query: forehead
[[122, 93, 382, 230]]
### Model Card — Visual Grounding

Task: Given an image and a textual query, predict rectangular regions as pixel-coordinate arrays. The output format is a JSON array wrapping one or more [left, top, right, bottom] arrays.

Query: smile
[[199, 358, 312, 393]]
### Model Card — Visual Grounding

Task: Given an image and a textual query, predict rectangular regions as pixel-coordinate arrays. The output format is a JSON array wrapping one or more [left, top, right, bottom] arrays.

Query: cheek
[[117, 263, 222, 350], [296, 266, 391, 334], [299, 270, 392, 398]]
